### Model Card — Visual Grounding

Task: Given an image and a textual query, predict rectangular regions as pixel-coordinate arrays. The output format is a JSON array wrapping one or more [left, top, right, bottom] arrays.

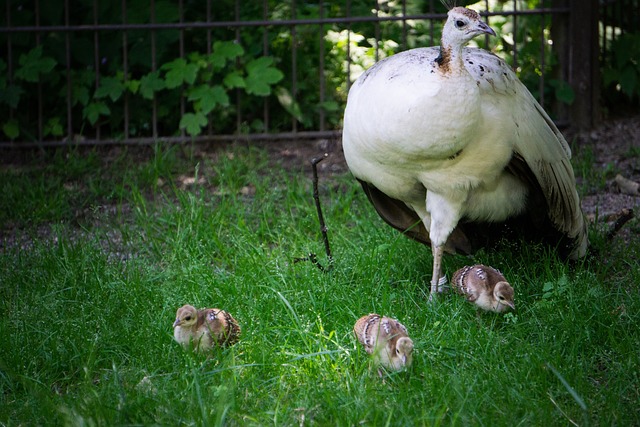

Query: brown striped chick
[[173, 304, 241, 352], [451, 265, 515, 313], [354, 314, 414, 374]]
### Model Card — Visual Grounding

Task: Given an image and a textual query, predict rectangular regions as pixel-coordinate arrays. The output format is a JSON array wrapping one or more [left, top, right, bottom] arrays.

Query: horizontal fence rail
[[0, 0, 624, 149]]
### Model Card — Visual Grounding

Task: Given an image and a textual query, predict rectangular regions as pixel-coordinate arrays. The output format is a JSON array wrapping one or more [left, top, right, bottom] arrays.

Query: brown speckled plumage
[[354, 314, 414, 373], [451, 265, 515, 312], [173, 304, 241, 351]]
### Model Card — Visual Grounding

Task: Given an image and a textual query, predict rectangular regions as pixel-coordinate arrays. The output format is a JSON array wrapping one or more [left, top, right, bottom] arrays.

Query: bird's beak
[[477, 21, 496, 37], [173, 319, 181, 328], [401, 355, 407, 365]]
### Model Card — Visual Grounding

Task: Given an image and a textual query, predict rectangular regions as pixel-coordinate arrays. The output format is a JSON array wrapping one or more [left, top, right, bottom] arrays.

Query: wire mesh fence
[[0, 0, 634, 148]]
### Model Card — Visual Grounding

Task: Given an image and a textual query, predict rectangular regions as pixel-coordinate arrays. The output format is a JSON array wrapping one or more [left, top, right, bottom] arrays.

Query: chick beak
[[173, 319, 181, 328]]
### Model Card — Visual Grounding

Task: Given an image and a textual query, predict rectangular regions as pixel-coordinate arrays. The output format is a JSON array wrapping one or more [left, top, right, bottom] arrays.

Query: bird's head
[[395, 337, 414, 367], [492, 281, 515, 312], [173, 304, 198, 328], [443, 7, 496, 47]]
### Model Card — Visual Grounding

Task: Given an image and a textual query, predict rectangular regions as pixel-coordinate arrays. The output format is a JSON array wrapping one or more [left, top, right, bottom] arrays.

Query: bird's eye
[[455, 20, 466, 28], [498, 296, 505, 301], [185, 316, 192, 321]]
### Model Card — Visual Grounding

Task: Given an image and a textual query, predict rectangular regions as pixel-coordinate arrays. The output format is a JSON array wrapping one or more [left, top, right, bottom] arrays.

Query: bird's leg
[[424, 191, 465, 299], [429, 244, 444, 299]]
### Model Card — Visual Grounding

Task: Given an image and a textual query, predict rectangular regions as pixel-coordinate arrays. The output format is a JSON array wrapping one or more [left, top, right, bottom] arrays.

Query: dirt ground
[[263, 114, 640, 216], [2, 113, 640, 243]]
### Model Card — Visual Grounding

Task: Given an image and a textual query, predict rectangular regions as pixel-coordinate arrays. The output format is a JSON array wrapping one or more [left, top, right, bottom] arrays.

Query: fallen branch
[[606, 208, 635, 241], [294, 153, 334, 272]]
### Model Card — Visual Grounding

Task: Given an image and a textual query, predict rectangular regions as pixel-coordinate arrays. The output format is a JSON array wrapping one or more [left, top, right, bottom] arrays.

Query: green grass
[[1, 144, 639, 425]]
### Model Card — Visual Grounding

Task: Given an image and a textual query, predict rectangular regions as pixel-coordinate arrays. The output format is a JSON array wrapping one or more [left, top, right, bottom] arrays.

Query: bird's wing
[[467, 48, 587, 258], [357, 179, 475, 254], [358, 179, 430, 244]]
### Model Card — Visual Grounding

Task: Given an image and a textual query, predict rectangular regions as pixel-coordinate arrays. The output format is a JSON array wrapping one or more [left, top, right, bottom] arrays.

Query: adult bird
[[342, 6, 588, 297]]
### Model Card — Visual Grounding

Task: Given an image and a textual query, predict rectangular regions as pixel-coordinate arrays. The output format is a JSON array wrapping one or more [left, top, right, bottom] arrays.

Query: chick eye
[[455, 20, 466, 28], [185, 316, 192, 321], [498, 296, 505, 301]]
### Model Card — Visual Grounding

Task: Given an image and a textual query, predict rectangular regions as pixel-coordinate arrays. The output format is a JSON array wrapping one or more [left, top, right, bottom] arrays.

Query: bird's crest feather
[[440, 0, 457, 10]]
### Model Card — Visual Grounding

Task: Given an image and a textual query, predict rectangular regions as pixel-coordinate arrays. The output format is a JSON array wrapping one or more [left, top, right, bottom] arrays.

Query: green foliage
[[603, 32, 640, 100], [14, 46, 57, 83], [0, 0, 584, 141]]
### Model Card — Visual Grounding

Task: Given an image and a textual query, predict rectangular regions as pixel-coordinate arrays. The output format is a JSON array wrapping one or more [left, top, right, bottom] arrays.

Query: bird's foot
[[430, 275, 448, 293]]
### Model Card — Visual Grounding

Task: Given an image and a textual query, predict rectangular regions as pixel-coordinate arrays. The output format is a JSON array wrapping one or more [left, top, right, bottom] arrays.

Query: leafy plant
[[603, 32, 640, 100]]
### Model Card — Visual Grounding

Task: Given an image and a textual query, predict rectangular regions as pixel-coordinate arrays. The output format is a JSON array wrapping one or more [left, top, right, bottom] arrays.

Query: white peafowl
[[342, 5, 588, 297]]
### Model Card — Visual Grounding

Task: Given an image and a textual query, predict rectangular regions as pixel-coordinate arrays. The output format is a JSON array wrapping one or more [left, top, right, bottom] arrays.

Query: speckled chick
[[173, 304, 241, 351], [451, 264, 515, 312], [354, 314, 414, 373]]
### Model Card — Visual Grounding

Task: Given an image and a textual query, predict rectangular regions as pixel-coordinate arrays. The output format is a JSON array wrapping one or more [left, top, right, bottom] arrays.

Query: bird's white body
[[343, 7, 587, 294], [344, 47, 529, 227]]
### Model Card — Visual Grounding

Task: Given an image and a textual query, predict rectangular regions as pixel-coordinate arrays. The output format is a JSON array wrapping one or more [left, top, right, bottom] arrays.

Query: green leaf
[[188, 84, 229, 114], [245, 57, 284, 96], [550, 79, 575, 105], [72, 85, 90, 107], [210, 41, 244, 69], [83, 101, 111, 125], [95, 76, 125, 102], [139, 71, 165, 99], [15, 46, 57, 82], [179, 112, 207, 136], [162, 58, 199, 89], [602, 68, 619, 87], [44, 117, 64, 137], [223, 71, 245, 89], [2, 119, 19, 139], [126, 79, 140, 94], [619, 65, 638, 97], [0, 84, 24, 108]]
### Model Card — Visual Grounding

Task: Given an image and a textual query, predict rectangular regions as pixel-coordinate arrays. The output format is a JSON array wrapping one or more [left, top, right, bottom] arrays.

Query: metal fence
[[0, 0, 635, 148]]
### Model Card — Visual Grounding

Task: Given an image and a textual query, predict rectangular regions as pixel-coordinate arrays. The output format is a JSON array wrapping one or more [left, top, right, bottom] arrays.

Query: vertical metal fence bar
[[235, 0, 242, 134], [512, 0, 518, 70], [150, 0, 158, 139], [374, 0, 380, 61], [483, 0, 491, 46], [93, 0, 101, 140], [401, 0, 407, 50], [263, 0, 269, 132], [206, 0, 213, 136], [539, 0, 546, 107], [601, 2, 608, 65], [4, 0, 12, 105], [291, 0, 298, 133], [122, 0, 129, 139], [346, 0, 352, 93], [429, 0, 435, 45], [65, 0, 73, 140], [179, 0, 185, 138], [36, 0, 43, 141], [318, 0, 326, 132]]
